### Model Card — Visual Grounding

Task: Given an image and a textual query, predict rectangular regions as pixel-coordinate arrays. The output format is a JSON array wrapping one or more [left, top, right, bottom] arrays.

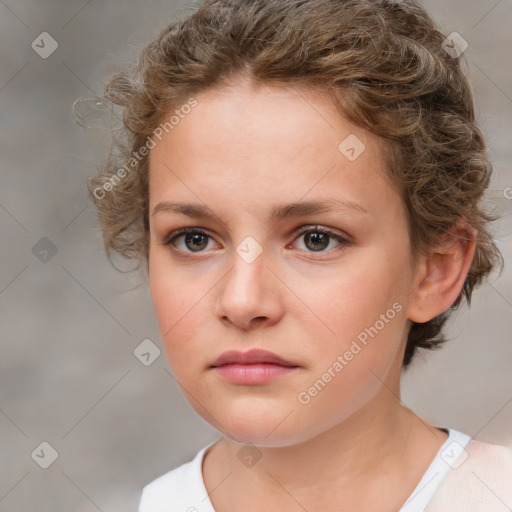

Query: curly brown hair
[[87, 0, 503, 369]]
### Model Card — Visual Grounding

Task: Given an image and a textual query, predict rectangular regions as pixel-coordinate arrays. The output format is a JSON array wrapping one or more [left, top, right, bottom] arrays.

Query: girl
[[88, 0, 512, 510]]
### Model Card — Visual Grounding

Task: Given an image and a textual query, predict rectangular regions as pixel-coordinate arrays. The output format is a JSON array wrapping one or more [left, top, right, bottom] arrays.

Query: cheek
[[149, 253, 188, 346], [302, 254, 405, 339], [149, 248, 199, 326], [295, 305, 407, 433], [149, 252, 214, 377], [298, 253, 408, 385]]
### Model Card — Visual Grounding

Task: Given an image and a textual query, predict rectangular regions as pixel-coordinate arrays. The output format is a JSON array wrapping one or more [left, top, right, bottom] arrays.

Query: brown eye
[[303, 231, 330, 252], [291, 225, 353, 253], [164, 228, 215, 253], [181, 232, 209, 252]]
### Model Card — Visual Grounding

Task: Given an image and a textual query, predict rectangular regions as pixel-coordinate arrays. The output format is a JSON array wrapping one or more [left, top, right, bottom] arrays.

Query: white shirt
[[139, 428, 512, 512]]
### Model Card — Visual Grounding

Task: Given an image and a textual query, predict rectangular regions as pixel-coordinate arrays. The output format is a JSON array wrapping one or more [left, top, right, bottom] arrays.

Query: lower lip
[[212, 363, 298, 385]]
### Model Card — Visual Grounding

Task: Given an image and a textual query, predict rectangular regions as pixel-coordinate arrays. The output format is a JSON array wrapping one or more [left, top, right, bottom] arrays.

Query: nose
[[215, 242, 284, 331]]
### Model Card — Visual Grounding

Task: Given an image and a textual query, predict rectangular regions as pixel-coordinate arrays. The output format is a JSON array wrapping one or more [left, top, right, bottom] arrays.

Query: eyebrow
[[151, 198, 368, 223]]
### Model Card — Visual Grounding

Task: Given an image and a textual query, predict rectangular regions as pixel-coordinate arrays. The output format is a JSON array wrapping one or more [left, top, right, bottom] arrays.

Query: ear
[[407, 219, 477, 323]]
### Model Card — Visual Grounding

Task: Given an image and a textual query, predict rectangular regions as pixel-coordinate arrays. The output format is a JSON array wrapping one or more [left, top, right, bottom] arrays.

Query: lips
[[210, 349, 299, 368]]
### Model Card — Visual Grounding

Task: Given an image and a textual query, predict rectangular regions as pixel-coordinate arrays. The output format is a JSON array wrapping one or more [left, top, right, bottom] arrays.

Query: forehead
[[148, 82, 400, 221]]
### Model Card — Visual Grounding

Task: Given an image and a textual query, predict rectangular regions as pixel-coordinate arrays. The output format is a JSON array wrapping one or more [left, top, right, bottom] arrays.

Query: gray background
[[0, 1, 511, 511]]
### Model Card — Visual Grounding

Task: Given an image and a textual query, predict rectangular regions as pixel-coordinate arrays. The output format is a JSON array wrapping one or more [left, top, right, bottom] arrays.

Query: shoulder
[[426, 437, 512, 511], [138, 443, 216, 512]]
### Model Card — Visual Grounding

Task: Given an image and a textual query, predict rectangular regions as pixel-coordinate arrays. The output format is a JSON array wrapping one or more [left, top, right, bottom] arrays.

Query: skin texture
[[147, 80, 476, 511]]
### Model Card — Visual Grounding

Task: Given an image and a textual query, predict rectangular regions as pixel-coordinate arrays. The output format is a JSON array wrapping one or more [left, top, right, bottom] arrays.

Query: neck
[[226, 391, 411, 485], [203, 390, 447, 511]]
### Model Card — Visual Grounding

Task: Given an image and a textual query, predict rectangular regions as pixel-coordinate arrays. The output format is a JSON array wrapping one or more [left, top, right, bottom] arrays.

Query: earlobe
[[407, 221, 477, 324]]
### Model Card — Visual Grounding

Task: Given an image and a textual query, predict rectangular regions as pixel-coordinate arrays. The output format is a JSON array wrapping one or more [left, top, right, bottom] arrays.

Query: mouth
[[210, 349, 301, 385], [210, 348, 299, 368], [211, 362, 300, 385]]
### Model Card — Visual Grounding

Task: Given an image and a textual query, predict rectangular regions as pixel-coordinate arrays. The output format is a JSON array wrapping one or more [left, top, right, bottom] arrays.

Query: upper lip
[[210, 349, 299, 368]]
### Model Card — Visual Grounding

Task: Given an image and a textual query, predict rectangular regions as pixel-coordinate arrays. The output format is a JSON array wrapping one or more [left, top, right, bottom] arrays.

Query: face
[[148, 81, 419, 447]]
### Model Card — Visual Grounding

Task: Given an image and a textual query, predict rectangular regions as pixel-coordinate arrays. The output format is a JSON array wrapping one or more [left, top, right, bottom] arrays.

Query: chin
[[205, 404, 316, 448], [222, 429, 303, 448]]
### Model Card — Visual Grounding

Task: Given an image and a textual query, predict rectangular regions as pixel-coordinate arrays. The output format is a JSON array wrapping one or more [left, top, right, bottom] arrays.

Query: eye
[[161, 225, 353, 255], [163, 227, 217, 253], [289, 225, 353, 253]]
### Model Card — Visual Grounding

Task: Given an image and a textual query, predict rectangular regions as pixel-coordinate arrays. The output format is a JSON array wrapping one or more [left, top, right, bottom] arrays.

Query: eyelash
[[161, 225, 353, 256]]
